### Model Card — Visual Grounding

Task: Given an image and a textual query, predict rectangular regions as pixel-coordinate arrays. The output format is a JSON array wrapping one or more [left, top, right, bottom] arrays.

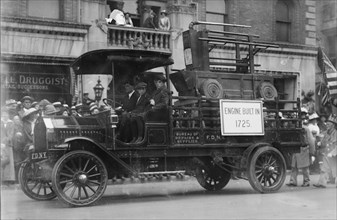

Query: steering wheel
[[102, 98, 122, 108]]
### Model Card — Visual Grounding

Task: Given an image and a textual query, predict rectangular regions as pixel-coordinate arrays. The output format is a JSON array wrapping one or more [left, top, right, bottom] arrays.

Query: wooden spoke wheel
[[247, 146, 286, 193], [18, 162, 57, 201], [195, 160, 231, 191], [52, 150, 108, 207]]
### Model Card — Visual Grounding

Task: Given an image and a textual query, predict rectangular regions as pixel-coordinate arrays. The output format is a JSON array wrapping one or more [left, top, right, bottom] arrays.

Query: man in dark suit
[[130, 82, 150, 143], [147, 75, 169, 121], [118, 81, 139, 142]]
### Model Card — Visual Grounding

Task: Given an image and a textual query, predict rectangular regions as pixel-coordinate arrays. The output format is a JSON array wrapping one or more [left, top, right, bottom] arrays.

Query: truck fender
[[239, 142, 272, 170], [60, 137, 137, 175]]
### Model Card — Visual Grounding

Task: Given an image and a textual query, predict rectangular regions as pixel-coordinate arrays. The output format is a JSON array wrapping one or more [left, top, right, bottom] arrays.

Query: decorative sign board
[[219, 100, 264, 136]]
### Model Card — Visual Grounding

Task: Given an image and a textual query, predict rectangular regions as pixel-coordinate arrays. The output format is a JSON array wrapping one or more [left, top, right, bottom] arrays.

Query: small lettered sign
[[219, 100, 264, 136]]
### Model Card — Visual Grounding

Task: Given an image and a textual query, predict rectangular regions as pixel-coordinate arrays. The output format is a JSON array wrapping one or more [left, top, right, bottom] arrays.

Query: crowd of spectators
[[0, 95, 108, 185]]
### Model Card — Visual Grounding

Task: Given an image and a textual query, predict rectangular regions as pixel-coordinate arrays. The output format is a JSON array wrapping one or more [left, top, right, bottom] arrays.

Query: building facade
[[1, 0, 333, 109]]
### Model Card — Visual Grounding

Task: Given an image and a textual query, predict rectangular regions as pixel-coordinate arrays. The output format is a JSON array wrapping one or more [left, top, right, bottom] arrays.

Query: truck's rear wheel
[[19, 162, 57, 201], [247, 146, 286, 193], [52, 150, 108, 207], [195, 160, 231, 191]]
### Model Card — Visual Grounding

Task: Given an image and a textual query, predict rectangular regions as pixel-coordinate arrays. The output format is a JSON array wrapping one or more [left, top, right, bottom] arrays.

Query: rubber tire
[[247, 146, 286, 193], [258, 82, 278, 100], [52, 150, 108, 207], [195, 160, 231, 191], [200, 79, 223, 99], [19, 162, 57, 201]]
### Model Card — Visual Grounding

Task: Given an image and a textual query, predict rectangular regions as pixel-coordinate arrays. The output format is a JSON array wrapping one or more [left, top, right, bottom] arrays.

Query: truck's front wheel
[[52, 150, 108, 207], [247, 146, 286, 193]]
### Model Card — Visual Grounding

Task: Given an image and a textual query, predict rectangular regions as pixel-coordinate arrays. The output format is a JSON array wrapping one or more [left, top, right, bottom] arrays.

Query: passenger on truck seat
[[130, 82, 150, 143], [117, 81, 139, 142], [146, 75, 169, 122]]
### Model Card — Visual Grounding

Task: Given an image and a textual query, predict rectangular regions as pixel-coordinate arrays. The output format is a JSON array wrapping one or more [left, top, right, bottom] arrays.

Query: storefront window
[[28, 0, 60, 20]]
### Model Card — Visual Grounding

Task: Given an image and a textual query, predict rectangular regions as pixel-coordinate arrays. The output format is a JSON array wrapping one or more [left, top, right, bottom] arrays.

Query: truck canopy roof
[[71, 49, 174, 75]]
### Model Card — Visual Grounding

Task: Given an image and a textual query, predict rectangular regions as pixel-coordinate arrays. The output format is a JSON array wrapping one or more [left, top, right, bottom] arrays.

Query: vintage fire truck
[[19, 21, 305, 207]]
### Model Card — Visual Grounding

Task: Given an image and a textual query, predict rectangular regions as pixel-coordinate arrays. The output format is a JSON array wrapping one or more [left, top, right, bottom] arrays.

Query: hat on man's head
[[31, 101, 38, 108], [90, 105, 98, 112], [53, 102, 62, 107], [22, 108, 39, 120], [39, 99, 51, 108], [71, 106, 76, 110], [309, 112, 319, 120], [63, 104, 69, 109], [160, 10, 168, 15], [21, 96, 34, 102], [75, 103, 83, 109], [327, 114, 337, 125], [154, 74, 166, 82], [6, 99, 17, 106], [89, 102, 97, 108], [44, 105, 58, 115], [135, 82, 147, 90], [300, 107, 308, 114]]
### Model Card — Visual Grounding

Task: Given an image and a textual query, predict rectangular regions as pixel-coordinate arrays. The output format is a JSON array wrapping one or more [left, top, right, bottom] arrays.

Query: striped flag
[[318, 47, 337, 99]]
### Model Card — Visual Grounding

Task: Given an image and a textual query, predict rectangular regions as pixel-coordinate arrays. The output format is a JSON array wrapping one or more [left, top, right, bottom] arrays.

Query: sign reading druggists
[[219, 100, 264, 136]]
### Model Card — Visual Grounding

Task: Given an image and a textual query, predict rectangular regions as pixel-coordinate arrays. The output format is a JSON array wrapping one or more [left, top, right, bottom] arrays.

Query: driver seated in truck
[[117, 81, 139, 142], [130, 82, 150, 143], [146, 75, 169, 122]]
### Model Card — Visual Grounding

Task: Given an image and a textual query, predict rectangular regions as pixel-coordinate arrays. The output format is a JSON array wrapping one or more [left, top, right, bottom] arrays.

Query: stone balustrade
[[107, 25, 171, 53]]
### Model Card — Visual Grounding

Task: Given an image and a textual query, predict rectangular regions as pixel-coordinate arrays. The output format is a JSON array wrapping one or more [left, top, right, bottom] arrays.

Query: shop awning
[[71, 49, 174, 75]]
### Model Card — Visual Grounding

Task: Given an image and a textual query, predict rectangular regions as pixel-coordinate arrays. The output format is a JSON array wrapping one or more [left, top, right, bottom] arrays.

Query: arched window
[[276, 0, 291, 42]]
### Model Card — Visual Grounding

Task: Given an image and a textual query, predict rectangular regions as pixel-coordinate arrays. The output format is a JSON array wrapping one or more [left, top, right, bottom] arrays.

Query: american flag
[[318, 47, 337, 103]]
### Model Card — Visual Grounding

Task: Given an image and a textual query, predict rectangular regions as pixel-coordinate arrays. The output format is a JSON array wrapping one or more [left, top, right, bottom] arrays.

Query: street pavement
[[1, 173, 336, 220]]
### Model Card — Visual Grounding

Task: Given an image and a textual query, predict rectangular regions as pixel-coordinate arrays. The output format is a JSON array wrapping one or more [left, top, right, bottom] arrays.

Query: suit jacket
[[132, 94, 150, 114], [151, 87, 169, 110], [121, 91, 139, 113]]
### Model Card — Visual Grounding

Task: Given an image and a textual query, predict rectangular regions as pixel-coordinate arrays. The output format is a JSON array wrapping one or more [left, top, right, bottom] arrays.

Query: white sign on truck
[[219, 100, 264, 136]]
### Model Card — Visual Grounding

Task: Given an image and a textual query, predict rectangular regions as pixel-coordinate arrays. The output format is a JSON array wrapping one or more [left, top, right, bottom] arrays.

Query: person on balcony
[[159, 10, 170, 31], [143, 10, 157, 29], [124, 12, 133, 27], [106, 2, 126, 26]]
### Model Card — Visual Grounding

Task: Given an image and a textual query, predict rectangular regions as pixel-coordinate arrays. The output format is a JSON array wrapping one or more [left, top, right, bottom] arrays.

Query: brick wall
[[199, 0, 314, 46]]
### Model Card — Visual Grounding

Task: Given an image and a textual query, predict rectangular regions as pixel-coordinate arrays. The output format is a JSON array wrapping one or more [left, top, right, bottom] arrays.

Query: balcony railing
[[107, 25, 171, 53]]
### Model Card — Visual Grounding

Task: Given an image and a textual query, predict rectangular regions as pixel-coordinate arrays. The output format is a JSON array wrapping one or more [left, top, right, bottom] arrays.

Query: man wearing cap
[[146, 75, 169, 121], [314, 114, 337, 188], [130, 82, 150, 143], [286, 107, 315, 187], [18, 96, 34, 119]]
